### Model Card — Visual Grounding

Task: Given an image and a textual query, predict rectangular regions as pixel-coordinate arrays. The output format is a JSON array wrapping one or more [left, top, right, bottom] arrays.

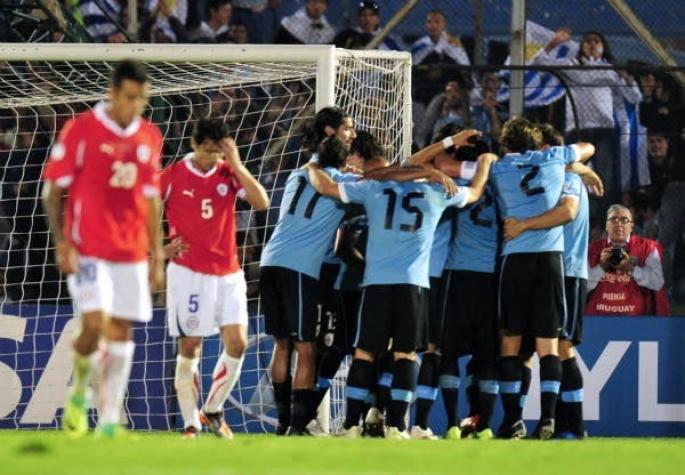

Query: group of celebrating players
[[42, 60, 602, 441]]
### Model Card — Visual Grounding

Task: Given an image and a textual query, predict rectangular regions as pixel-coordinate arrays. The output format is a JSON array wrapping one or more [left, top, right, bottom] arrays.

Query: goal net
[[0, 44, 411, 433]]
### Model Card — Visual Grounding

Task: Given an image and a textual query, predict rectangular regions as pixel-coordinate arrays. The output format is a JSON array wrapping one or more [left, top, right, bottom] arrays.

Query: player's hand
[[599, 247, 613, 271], [55, 241, 78, 274], [342, 164, 364, 175], [430, 169, 457, 196], [503, 217, 527, 241], [219, 137, 243, 172], [477, 152, 499, 166], [581, 170, 604, 197], [149, 251, 165, 292], [451, 129, 482, 147], [164, 237, 188, 259]]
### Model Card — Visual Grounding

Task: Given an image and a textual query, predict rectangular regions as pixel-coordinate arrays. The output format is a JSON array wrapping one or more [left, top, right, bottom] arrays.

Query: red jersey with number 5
[[42, 102, 162, 263], [161, 154, 245, 276]]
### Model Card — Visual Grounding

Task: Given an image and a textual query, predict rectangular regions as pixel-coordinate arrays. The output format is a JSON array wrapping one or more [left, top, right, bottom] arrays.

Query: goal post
[[0, 43, 412, 433]]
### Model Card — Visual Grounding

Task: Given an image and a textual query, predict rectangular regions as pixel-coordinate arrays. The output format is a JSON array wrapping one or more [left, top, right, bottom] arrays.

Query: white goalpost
[[0, 43, 412, 433]]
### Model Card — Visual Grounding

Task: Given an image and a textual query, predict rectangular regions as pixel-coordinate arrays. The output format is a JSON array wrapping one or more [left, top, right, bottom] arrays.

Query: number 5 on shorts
[[188, 294, 199, 313]]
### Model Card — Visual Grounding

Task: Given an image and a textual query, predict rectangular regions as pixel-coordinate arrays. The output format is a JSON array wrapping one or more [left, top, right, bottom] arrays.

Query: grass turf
[[1, 431, 683, 475]]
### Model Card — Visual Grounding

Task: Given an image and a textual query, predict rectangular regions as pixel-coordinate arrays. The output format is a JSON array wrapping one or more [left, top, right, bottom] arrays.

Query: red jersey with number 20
[[161, 154, 245, 276], [42, 102, 163, 263]]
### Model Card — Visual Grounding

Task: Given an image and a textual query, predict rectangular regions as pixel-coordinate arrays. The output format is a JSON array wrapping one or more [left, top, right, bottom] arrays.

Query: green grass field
[[1, 432, 683, 475]]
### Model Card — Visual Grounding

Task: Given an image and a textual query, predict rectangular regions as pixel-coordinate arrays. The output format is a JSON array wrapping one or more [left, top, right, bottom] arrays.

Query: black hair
[[350, 130, 384, 161], [536, 123, 564, 147], [358, 1, 379, 14], [317, 136, 348, 169], [112, 60, 149, 87], [577, 30, 614, 63], [301, 106, 349, 151], [432, 123, 490, 161], [209, 0, 232, 11], [192, 118, 231, 144], [500, 117, 542, 154], [428, 9, 446, 19]]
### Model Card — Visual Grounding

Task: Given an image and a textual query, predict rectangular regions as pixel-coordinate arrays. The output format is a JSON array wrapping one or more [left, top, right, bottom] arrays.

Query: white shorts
[[66, 256, 152, 322], [166, 262, 248, 338]]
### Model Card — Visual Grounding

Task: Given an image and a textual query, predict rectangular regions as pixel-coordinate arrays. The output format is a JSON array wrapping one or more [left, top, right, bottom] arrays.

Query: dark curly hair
[[317, 136, 348, 169], [350, 130, 384, 161], [500, 117, 542, 154], [301, 106, 350, 151]]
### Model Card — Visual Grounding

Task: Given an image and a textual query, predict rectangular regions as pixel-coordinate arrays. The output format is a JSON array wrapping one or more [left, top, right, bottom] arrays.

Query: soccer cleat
[[95, 423, 137, 440], [306, 419, 330, 437], [275, 423, 289, 436], [62, 392, 89, 438], [287, 427, 313, 436], [200, 410, 234, 440], [459, 415, 480, 439], [410, 425, 438, 440], [497, 420, 527, 439], [472, 428, 494, 440], [444, 426, 462, 440], [336, 425, 362, 439], [182, 426, 199, 439], [363, 408, 386, 438], [386, 427, 410, 440], [531, 418, 555, 440]]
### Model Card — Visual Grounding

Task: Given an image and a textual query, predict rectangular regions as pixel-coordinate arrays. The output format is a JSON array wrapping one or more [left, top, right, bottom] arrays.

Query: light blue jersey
[[446, 184, 499, 273], [561, 173, 589, 279], [491, 145, 579, 255], [261, 167, 358, 278], [429, 208, 458, 278], [339, 180, 469, 288]]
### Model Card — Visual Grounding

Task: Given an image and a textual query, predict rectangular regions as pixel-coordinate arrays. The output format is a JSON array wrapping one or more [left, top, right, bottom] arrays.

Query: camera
[[608, 246, 625, 268]]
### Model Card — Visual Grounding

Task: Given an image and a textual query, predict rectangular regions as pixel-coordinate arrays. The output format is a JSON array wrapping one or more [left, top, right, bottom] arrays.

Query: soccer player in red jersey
[[42, 60, 165, 437], [161, 118, 269, 439]]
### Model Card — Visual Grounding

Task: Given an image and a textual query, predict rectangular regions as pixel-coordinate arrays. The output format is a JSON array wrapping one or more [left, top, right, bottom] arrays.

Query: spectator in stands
[[657, 180, 685, 304], [411, 9, 470, 106], [532, 29, 642, 222], [333, 1, 402, 51], [273, 0, 335, 45], [142, 0, 190, 43], [231, 20, 249, 43], [586, 204, 670, 316], [79, 0, 128, 42], [645, 131, 674, 205], [232, 0, 280, 44], [190, 0, 232, 42], [639, 70, 684, 140]]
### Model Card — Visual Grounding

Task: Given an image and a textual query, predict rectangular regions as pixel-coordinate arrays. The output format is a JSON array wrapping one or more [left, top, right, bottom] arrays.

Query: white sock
[[203, 352, 244, 414], [98, 340, 134, 426], [175, 354, 201, 430]]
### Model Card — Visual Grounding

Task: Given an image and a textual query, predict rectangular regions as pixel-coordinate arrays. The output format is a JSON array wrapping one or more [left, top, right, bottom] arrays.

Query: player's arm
[[146, 195, 165, 291], [566, 161, 604, 196], [41, 182, 77, 274], [307, 166, 342, 199], [362, 165, 457, 195], [503, 196, 579, 241], [408, 129, 482, 167], [461, 153, 497, 206], [221, 138, 269, 210], [570, 142, 595, 163], [434, 153, 478, 179], [335, 226, 364, 271]]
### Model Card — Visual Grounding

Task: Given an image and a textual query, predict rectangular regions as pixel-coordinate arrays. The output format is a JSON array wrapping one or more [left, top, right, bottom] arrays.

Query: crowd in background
[[0, 0, 683, 310]]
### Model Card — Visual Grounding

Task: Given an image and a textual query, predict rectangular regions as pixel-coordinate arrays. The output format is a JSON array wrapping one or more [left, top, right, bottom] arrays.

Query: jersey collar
[[184, 153, 219, 178], [93, 102, 142, 138]]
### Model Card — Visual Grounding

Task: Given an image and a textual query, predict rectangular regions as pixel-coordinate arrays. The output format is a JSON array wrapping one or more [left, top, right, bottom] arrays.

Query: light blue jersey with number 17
[[339, 180, 468, 288], [491, 145, 580, 255], [260, 167, 358, 278]]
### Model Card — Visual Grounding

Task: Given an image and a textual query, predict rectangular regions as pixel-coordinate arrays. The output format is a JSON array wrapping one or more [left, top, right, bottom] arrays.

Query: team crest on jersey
[[50, 143, 65, 161], [186, 315, 199, 330], [99, 143, 114, 155], [137, 144, 151, 163], [217, 183, 228, 196]]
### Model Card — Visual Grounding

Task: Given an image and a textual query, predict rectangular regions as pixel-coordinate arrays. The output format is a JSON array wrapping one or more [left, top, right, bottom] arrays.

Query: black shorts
[[259, 266, 320, 341], [354, 284, 428, 354], [427, 275, 446, 345], [441, 270, 499, 366], [498, 252, 565, 339], [562, 277, 587, 346]]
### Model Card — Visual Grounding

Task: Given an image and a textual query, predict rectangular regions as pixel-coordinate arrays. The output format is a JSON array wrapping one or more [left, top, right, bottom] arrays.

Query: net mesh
[[0, 49, 410, 432]]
